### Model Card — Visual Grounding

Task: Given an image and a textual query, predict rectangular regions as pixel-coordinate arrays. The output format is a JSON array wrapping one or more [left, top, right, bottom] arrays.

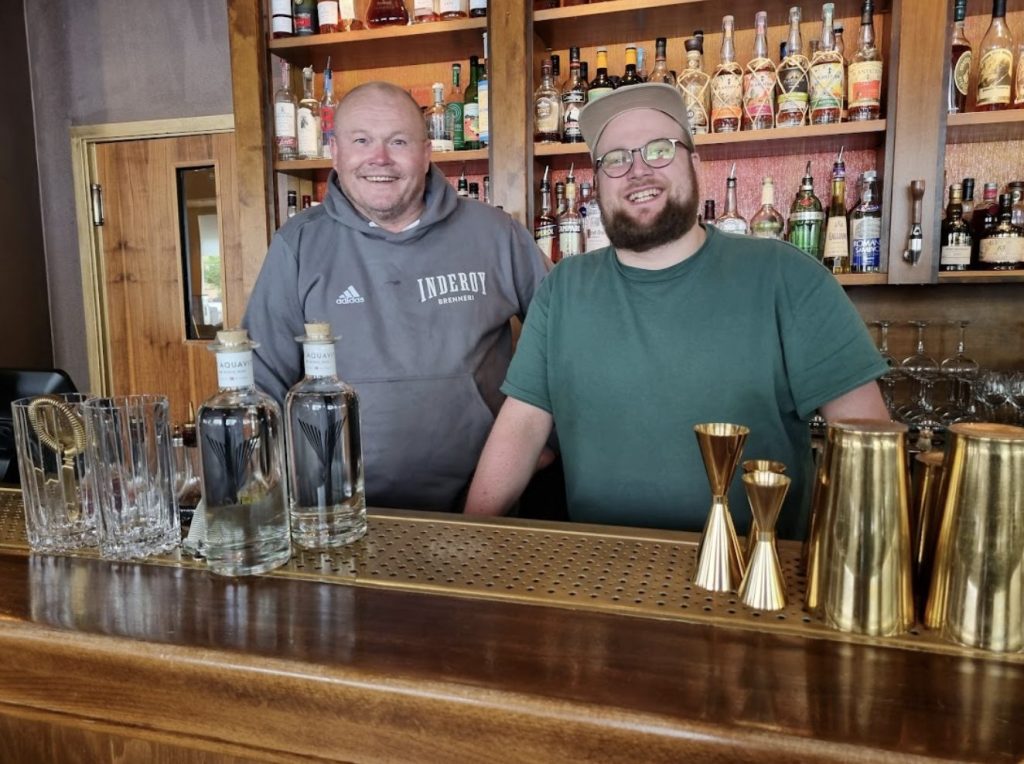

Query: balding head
[[337, 82, 428, 142]]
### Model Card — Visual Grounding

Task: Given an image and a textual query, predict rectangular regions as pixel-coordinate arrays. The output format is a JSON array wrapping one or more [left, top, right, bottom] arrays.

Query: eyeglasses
[[595, 138, 690, 178]]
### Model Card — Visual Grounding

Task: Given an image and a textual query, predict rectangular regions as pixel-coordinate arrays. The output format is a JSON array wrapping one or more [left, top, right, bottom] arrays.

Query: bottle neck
[[725, 181, 738, 213]]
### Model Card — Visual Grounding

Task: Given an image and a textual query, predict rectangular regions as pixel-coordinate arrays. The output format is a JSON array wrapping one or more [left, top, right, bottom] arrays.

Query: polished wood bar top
[[0, 501, 1021, 761]]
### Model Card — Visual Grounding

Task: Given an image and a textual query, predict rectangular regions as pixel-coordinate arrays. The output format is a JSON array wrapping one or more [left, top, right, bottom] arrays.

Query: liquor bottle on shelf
[[320, 59, 337, 159], [302, 194, 312, 209], [678, 35, 710, 135], [788, 161, 824, 259], [848, 0, 882, 121], [274, 60, 298, 162], [561, 51, 587, 143], [534, 58, 562, 143], [483, 176, 491, 204], [1008, 180, 1024, 227], [317, 0, 340, 32], [535, 167, 557, 260], [703, 199, 716, 227], [557, 166, 583, 260], [584, 183, 610, 252], [939, 183, 972, 272], [578, 181, 591, 218], [440, 0, 468, 20], [649, 38, 673, 84], [777, 6, 809, 127], [621, 45, 643, 87], [580, 61, 590, 88], [555, 180, 566, 215], [750, 176, 785, 239], [742, 11, 776, 131], [834, 22, 847, 120], [426, 83, 454, 152], [822, 149, 850, 273], [294, 0, 317, 35], [271, 0, 294, 38], [414, 0, 440, 23], [287, 190, 298, 218], [559, 47, 577, 93], [976, 0, 1013, 111], [1015, 41, 1024, 108], [550, 53, 560, 80], [948, 0, 972, 114], [457, 169, 469, 197], [446, 63, 465, 151], [961, 177, 976, 221], [366, 0, 409, 27], [470, 0, 487, 18], [809, 3, 844, 125], [849, 170, 882, 273], [971, 181, 999, 261], [478, 33, 490, 147], [285, 322, 365, 550], [589, 48, 615, 101], [468, 182, 480, 200], [198, 330, 290, 576], [978, 193, 1023, 269], [338, 0, 365, 30], [715, 164, 748, 234], [463, 55, 480, 149], [711, 15, 743, 133], [297, 66, 321, 160]]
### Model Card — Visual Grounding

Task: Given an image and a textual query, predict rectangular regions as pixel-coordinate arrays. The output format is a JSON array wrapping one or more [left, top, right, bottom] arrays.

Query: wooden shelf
[[937, 269, 1024, 283], [837, 272, 889, 286], [534, 121, 886, 163], [267, 17, 486, 70], [275, 148, 488, 172], [946, 110, 1024, 145]]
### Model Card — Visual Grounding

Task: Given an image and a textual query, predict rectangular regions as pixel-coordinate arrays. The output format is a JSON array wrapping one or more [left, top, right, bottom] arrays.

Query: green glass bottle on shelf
[[787, 162, 824, 259], [463, 55, 480, 150]]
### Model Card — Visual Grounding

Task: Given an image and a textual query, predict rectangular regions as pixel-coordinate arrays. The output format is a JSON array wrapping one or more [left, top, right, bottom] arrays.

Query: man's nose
[[367, 142, 393, 163], [625, 149, 652, 179]]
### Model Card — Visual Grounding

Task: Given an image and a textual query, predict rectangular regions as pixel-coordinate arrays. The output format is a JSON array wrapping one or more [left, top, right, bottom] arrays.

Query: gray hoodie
[[243, 167, 546, 510]]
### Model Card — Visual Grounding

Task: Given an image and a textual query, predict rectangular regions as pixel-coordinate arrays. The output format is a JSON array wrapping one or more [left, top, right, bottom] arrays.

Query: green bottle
[[787, 162, 825, 259], [463, 56, 480, 150]]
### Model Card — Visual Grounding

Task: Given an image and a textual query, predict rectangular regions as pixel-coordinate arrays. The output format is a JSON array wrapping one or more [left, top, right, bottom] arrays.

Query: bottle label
[[954, 50, 972, 96], [789, 210, 825, 222], [588, 86, 614, 103], [303, 343, 337, 378], [535, 95, 560, 134], [430, 137, 454, 152], [584, 204, 610, 251], [216, 351, 254, 389], [463, 102, 480, 143], [294, 10, 315, 33], [446, 101, 464, 149], [561, 92, 584, 139], [751, 220, 783, 239], [977, 48, 1013, 106], [272, 0, 293, 33], [743, 63, 777, 123], [1016, 55, 1024, 105], [478, 80, 489, 145], [716, 217, 747, 235], [297, 108, 319, 156], [939, 242, 971, 267], [776, 57, 809, 124], [710, 72, 742, 122], [980, 235, 1024, 264], [339, 0, 356, 18], [317, 1, 339, 25], [535, 221, 556, 258], [470, 0, 487, 9], [822, 216, 849, 262], [558, 220, 583, 257], [275, 102, 297, 145], [850, 216, 882, 269], [848, 61, 882, 108], [809, 60, 844, 111], [415, 0, 436, 11], [439, 0, 462, 12]]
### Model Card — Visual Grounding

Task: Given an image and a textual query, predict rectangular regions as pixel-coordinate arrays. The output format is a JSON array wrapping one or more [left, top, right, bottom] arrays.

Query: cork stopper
[[295, 321, 338, 344], [208, 328, 258, 352]]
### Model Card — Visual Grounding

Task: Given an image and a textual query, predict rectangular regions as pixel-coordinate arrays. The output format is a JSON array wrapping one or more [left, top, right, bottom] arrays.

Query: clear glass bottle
[[426, 82, 453, 152], [809, 3, 844, 124], [447, 63, 464, 150], [274, 60, 298, 161], [589, 47, 615, 101], [711, 15, 743, 133], [320, 59, 337, 159], [414, 0, 440, 23], [946, 0, 970, 112], [849, 170, 882, 272], [742, 11, 777, 131], [787, 161, 824, 259], [649, 38, 674, 84], [557, 168, 583, 260], [297, 66, 321, 160], [848, 0, 882, 121], [285, 322, 365, 549], [534, 58, 562, 143], [561, 54, 587, 143], [977, 0, 1014, 110], [715, 167, 748, 234], [750, 176, 785, 239], [439, 0, 468, 19], [366, 0, 409, 27], [678, 35, 711, 134], [940, 183, 972, 272], [978, 193, 1023, 269], [534, 167, 558, 260], [777, 6, 809, 127], [199, 330, 290, 576], [822, 150, 850, 273], [583, 182, 610, 251], [463, 55, 480, 149]]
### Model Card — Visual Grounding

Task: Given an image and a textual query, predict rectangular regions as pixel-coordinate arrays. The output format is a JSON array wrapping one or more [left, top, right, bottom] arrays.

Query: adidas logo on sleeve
[[336, 286, 365, 304]]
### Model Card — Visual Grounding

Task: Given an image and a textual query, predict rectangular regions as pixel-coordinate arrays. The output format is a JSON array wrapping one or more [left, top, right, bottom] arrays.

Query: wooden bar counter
[[0, 489, 1021, 763]]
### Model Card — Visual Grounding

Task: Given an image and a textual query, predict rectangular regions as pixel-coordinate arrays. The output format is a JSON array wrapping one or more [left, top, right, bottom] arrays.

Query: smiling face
[[594, 109, 700, 253], [332, 85, 432, 232]]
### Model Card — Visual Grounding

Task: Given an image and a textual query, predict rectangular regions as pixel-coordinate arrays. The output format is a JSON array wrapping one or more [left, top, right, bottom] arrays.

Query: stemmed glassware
[[1011, 372, 1024, 425], [976, 370, 1011, 422], [938, 320, 980, 424], [900, 320, 941, 432], [871, 320, 901, 416]]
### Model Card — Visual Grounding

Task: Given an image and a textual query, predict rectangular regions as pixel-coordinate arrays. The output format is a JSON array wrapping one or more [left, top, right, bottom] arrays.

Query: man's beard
[[602, 190, 699, 253]]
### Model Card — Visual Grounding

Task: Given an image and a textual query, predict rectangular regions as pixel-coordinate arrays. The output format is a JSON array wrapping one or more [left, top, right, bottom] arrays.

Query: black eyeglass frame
[[594, 138, 691, 178]]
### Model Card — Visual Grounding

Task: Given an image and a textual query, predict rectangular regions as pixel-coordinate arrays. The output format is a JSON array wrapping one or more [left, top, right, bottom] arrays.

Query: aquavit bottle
[[976, 0, 1014, 110], [199, 330, 291, 576], [742, 11, 776, 131], [711, 16, 743, 133], [809, 3, 844, 124], [848, 0, 882, 121], [678, 35, 711, 134], [948, 0, 972, 114], [939, 183, 972, 272], [777, 6, 809, 127], [285, 322, 366, 549]]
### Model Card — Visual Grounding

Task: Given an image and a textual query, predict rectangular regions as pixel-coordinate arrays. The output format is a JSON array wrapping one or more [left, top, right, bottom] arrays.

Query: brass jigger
[[693, 423, 749, 592], [738, 471, 791, 611], [741, 459, 787, 563]]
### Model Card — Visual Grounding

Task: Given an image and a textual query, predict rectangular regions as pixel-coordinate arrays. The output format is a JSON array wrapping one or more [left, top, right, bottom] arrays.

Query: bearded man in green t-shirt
[[465, 83, 889, 539]]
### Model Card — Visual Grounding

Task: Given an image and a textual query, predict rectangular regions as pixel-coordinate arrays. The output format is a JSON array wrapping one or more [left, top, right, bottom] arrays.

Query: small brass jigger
[[742, 460, 787, 562], [693, 423, 749, 592], [738, 471, 791, 611]]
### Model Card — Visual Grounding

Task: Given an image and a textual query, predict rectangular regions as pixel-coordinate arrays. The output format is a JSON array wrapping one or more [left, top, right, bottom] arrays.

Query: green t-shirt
[[502, 225, 888, 539]]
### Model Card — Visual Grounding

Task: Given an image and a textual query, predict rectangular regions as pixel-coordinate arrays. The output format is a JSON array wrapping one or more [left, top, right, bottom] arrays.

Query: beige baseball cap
[[579, 82, 695, 157]]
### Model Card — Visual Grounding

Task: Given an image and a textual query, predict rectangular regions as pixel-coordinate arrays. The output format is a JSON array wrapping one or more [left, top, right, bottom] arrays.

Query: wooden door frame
[[70, 115, 234, 396]]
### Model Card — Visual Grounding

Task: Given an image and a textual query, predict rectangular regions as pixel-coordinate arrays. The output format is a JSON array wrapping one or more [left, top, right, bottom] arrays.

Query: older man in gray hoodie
[[244, 82, 548, 511]]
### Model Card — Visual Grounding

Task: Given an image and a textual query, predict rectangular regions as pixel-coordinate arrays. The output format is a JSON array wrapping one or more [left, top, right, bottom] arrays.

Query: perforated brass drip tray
[[0, 490, 1019, 663]]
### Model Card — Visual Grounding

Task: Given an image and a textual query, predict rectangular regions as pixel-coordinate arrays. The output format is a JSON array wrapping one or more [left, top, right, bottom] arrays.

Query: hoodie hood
[[322, 165, 459, 244]]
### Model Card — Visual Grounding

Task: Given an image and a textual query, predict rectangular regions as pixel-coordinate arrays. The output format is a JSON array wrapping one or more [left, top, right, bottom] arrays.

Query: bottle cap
[[296, 321, 338, 344], [209, 329, 258, 352]]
